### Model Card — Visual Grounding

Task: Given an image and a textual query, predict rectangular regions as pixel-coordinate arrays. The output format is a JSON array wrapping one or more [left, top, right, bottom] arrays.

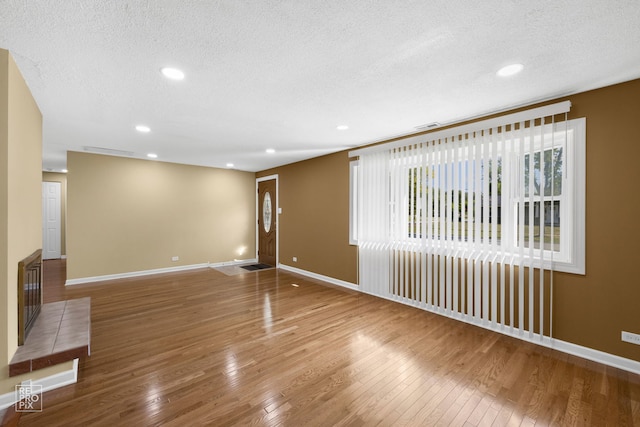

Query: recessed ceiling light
[[147, 153, 158, 159], [61, 169, 68, 173], [497, 63, 524, 77], [337, 125, 349, 131], [266, 148, 276, 154], [226, 163, 234, 168], [135, 125, 151, 133], [160, 67, 185, 80]]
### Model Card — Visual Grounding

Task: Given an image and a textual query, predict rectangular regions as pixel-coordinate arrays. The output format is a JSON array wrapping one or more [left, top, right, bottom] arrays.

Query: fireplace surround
[[17, 249, 42, 346]]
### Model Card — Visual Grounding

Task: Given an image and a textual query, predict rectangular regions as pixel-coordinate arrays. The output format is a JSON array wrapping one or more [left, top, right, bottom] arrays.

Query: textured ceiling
[[1, 0, 640, 172]]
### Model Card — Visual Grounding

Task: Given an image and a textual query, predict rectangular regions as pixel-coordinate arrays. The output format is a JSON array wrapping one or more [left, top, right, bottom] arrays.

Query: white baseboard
[[65, 263, 209, 286], [208, 258, 258, 268], [278, 264, 640, 375], [61, 255, 67, 259], [432, 307, 640, 375], [277, 264, 359, 291], [0, 359, 78, 410], [550, 339, 640, 375]]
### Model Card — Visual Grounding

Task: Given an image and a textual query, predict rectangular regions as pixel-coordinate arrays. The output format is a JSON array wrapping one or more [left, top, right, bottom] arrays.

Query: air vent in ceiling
[[415, 122, 441, 130], [83, 146, 135, 157]]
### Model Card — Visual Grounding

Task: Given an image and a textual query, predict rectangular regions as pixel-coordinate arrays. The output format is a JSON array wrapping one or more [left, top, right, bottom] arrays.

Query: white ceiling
[[1, 1, 640, 173]]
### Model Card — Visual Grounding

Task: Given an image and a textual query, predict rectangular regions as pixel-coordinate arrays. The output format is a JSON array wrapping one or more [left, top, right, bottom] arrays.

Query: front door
[[258, 179, 277, 266]]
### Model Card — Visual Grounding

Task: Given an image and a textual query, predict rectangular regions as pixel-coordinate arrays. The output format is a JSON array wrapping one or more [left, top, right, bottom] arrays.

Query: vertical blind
[[349, 101, 571, 342]]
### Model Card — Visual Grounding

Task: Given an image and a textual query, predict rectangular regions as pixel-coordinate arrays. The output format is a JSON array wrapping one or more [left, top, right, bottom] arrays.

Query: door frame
[[256, 174, 279, 266]]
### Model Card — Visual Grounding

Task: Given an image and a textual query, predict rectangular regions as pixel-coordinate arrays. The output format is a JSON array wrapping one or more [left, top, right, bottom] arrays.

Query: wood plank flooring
[[20, 260, 640, 426]]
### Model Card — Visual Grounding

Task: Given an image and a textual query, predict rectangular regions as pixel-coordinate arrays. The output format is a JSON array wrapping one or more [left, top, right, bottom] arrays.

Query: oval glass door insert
[[263, 192, 272, 233]]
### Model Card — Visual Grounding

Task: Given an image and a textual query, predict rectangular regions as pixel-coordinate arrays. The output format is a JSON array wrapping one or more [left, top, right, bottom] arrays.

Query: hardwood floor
[[19, 260, 640, 426]]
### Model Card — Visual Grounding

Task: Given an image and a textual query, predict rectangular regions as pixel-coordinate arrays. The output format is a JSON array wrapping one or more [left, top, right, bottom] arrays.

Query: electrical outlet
[[171, 256, 179, 262], [292, 257, 297, 262], [621, 331, 640, 346]]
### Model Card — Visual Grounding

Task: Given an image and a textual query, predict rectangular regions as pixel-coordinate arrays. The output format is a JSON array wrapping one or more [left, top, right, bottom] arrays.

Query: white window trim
[[559, 117, 586, 274]]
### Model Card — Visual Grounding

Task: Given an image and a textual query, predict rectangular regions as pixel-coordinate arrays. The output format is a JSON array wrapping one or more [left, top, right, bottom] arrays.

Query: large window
[[350, 116, 585, 275]]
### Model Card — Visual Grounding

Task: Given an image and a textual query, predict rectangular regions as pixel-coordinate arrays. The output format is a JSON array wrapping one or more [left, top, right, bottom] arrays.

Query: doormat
[[241, 263, 273, 271]]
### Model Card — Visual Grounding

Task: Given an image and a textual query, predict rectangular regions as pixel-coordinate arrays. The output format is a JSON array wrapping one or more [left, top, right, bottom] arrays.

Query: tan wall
[[0, 47, 9, 387], [42, 172, 67, 256], [0, 49, 72, 394], [258, 79, 640, 363], [258, 151, 358, 284], [67, 152, 256, 280], [552, 80, 640, 361], [4, 51, 43, 364]]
